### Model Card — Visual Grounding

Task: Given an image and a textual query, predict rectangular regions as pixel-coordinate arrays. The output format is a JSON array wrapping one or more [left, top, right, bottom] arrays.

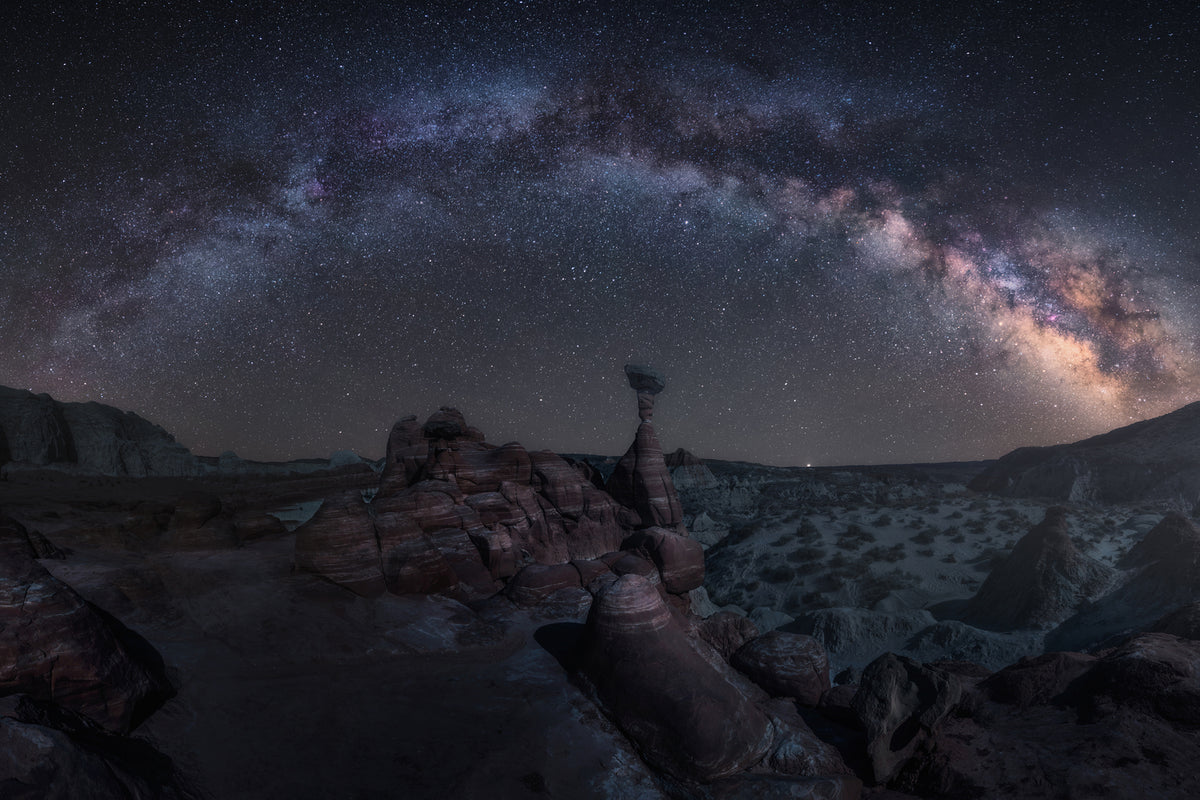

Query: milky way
[[4, 3, 1200, 464]]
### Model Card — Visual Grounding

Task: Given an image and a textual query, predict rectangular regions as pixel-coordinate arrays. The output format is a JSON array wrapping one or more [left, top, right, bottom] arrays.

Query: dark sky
[[4, 1, 1200, 465]]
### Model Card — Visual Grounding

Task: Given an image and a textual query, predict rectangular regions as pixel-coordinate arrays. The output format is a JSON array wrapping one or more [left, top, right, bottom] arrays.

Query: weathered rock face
[[379, 415, 428, 494], [0, 386, 198, 476], [298, 408, 636, 597], [294, 492, 386, 597], [730, 631, 831, 706], [963, 507, 1113, 631], [606, 421, 684, 531], [969, 400, 1200, 509], [665, 448, 719, 491], [1049, 512, 1200, 651], [0, 516, 172, 733], [851, 653, 963, 784], [879, 634, 1200, 799], [623, 526, 704, 594], [580, 575, 774, 782]]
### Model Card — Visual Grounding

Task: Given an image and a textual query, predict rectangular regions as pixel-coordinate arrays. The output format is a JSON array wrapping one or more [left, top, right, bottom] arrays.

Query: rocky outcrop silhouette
[[1049, 512, 1200, 650], [605, 365, 685, 531], [963, 507, 1113, 631], [970, 400, 1200, 509], [0, 386, 198, 476]]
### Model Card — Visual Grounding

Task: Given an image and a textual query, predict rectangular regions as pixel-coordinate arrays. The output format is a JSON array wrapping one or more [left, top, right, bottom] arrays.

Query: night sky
[[4, 2, 1199, 465]]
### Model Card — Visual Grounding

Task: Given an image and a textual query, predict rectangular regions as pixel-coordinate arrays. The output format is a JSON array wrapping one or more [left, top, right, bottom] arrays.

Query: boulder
[[851, 653, 963, 784], [624, 526, 704, 594], [731, 631, 831, 706], [697, 611, 760, 661]]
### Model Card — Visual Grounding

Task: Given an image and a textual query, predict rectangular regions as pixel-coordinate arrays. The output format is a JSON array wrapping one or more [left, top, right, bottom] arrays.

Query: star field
[[4, 2, 1200, 465]]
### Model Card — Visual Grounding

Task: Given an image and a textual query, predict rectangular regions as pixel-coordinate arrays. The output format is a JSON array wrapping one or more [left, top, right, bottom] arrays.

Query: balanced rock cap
[[624, 364, 665, 395]]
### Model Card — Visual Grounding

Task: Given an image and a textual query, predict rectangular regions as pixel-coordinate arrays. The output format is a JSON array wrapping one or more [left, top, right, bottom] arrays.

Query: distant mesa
[[970, 400, 1200, 510], [0, 384, 373, 479]]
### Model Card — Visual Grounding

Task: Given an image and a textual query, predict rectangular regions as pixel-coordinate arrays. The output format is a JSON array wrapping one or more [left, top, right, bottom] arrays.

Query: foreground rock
[[731, 630, 831, 706], [580, 575, 775, 781], [0, 515, 173, 733], [963, 507, 1112, 631]]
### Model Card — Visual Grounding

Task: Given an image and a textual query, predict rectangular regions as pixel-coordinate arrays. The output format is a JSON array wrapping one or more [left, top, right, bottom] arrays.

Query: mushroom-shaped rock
[[731, 630, 831, 706], [294, 491, 385, 597], [623, 526, 704, 594], [580, 574, 774, 782], [624, 363, 666, 421], [0, 516, 173, 733], [851, 653, 963, 784], [605, 420, 684, 530]]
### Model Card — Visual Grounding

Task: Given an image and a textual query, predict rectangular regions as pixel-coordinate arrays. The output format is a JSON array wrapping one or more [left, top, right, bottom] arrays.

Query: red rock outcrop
[[0, 516, 172, 733], [294, 491, 386, 597], [606, 420, 684, 531], [731, 630, 831, 706], [623, 526, 704, 594], [696, 611, 760, 661], [379, 415, 427, 494], [580, 574, 775, 782]]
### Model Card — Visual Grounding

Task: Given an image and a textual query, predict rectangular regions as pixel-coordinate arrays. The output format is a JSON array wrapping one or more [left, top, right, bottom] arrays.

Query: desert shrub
[[941, 553, 957, 563], [947, 510, 964, 519], [916, 548, 934, 558], [859, 568, 921, 607], [911, 528, 936, 545], [763, 563, 792, 582], [771, 533, 797, 547], [872, 513, 893, 527], [786, 546, 826, 563], [948, 528, 965, 543], [862, 544, 906, 563], [836, 523, 876, 550], [967, 518, 987, 534]]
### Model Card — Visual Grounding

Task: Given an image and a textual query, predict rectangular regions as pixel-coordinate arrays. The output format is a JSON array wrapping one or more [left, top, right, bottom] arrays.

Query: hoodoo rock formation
[[604, 364, 685, 531]]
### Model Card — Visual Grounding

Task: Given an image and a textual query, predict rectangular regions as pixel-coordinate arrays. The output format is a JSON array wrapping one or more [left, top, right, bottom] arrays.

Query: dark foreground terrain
[[6, 384, 1200, 798]]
